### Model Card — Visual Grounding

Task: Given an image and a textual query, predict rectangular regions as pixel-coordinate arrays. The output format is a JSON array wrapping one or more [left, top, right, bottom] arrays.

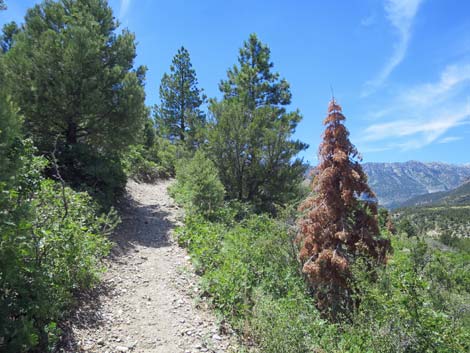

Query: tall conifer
[[296, 99, 390, 317], [209, 34, 307, 211], [156, 46, 206, 147]]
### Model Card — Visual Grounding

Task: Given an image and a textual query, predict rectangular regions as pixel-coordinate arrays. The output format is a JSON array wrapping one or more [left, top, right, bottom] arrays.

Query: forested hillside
[[1, 1, 469, 353], [393, 180, 470, 240]]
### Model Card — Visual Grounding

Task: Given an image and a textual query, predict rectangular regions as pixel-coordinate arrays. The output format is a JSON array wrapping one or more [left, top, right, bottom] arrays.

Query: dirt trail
[[60, 180, 240, 353]]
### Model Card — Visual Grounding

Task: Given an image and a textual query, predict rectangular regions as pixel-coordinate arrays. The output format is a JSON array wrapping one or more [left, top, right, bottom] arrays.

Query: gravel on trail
[[58, 180, 244, 353]]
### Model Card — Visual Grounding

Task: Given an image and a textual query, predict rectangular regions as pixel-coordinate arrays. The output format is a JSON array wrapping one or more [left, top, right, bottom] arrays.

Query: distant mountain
[[399, 180, 470, 208], [362, 161, 470, 208]]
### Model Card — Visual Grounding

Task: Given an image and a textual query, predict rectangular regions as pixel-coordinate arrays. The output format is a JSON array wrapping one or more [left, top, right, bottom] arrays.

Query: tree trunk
[[66, 121, 78, 145]]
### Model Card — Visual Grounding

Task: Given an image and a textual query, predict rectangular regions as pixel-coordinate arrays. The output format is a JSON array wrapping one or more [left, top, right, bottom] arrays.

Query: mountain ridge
[[362, 161, 470, 208], [398, 179, 470, 208]]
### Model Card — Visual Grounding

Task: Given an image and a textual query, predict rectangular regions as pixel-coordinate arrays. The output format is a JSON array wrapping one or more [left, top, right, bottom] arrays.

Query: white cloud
[[360, 63, 470, 151], [119, 0, 131, 19], [362, 105, 470, 150], [405, 64, 470, 104], [362, 0, 424, 96], [438, 136, 463, 144]]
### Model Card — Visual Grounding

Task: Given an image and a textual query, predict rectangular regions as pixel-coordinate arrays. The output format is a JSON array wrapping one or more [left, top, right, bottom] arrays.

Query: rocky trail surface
[[59, 180, 241, 353]]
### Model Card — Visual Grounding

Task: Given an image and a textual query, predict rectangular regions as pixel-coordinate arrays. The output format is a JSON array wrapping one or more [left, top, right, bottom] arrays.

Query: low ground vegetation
[[0, 141, 116, 352], [173, 199, 470, 352]]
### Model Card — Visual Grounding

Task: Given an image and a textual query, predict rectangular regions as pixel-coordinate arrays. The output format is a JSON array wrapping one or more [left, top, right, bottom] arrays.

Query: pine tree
[[209, 34, 307, 212], [1, 21, 19, 53], [2, 0, 147, 201], [0, 62, 21, 181], [296, 99, 390, 318], [156, 46, 206, 147]]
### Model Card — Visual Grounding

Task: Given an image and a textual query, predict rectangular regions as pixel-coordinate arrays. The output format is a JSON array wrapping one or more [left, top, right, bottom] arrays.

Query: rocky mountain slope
[[362, 161, 470, 208]]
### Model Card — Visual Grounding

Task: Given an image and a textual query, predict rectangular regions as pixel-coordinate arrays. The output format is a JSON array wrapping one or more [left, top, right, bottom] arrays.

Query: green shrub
[[176, 215, 225, 273], [251, 289, 345, 353], [397, 218, 417, 237], [124, 145, 161, 182], [177, 205, 470, 352], [170, 150, 224, 218], [124, 138, 181, 182], [0, 144, 116, 352], [176, 213, 307, 318], [155, 137, 179, 177], [57, 142, 127, 209], [345, 236, 470, 353]]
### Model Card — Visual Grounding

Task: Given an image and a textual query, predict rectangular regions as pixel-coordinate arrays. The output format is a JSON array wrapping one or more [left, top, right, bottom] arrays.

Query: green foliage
[[397, 217, 418, 237], [156, 46, 207, 148], [176, 202, 470, 352], [440, 230, 470, 253], [124, 145, 162, 183], [377, 207, 389, 230], [124, 132, 188, 183], [209, 34, 308, 213], [347, 236, 470, 352], [2, 0, 147, 203], [0, 88, 21, 181], [176, 214, 304, 316], [0, 141, 116, 352], [170, 150, 224, 218], [251, 292, 316, 353], [1, 21, 19, 53], [55, 143, 127, 209], [396, 205, 470, 238], [143, 117, 156, 150], [155, 137, 180, 176]]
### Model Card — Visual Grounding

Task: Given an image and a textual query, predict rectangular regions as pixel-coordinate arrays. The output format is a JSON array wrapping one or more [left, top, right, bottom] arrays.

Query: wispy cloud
[[363, 109, 470, 150], [360, 62, 470, 151], [405, 64, 470, 104], [438, 136, 463, 144], [119, 0, 131, 20], [362, 0, 424, 96]]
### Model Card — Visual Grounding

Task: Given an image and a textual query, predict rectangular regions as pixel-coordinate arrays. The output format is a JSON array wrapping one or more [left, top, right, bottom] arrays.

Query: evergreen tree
[[209, 34, 307, 212], [156, 46, 206, 147], [0, 1, 5, 11], [296, 99, 390, 319], [398, 218, 417, 238], [0, 62, 21, 181], [2, 0, 147, 201], [219, 34, 291, 109], [1, 21, 19, 53]]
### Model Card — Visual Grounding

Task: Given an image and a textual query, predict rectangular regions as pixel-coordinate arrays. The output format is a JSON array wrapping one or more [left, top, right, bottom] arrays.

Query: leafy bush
[[124, 137, 181, 183], [170, 150, 224, 218], [56, 142, 127, 209], [124, 145, 161, 183], [176, 214, 226, 273], [0, 142, 116, 352], [155, 137, 179, 177], [345, 236, 470, 353], [177, 206, 470, 352], [175, 213, 314, 321]]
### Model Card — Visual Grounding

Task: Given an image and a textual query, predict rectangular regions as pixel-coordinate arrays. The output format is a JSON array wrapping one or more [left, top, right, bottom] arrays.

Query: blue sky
[[1, 0, 470, 164]]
